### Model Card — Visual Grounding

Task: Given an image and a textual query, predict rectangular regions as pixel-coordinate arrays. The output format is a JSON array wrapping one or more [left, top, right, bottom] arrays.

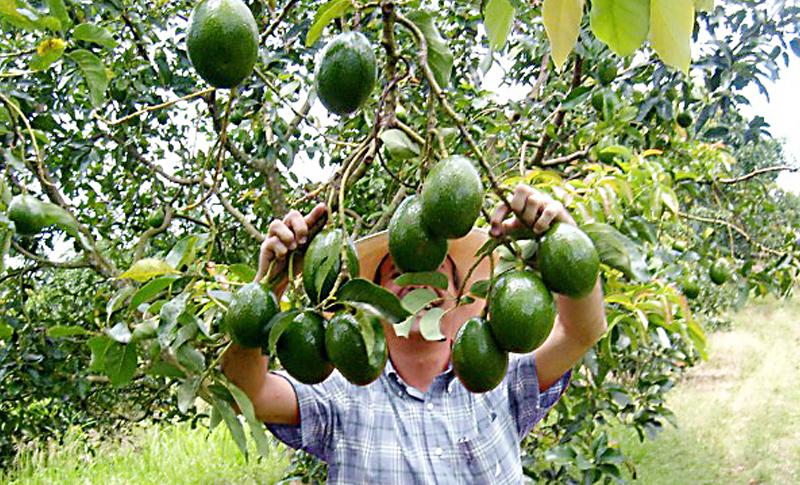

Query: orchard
[[1, 0, 799, 483]]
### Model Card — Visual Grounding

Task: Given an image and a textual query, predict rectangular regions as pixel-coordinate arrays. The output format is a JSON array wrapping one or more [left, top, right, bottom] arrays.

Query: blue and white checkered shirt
[[268, 354, 570, 484]]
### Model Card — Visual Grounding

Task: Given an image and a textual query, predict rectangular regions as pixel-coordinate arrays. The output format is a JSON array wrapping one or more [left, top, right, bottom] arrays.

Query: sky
[[741, 60, 800, 193]]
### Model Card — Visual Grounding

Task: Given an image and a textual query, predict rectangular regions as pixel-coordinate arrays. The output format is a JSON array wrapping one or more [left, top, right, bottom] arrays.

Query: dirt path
[[620, 298, 800, 485]]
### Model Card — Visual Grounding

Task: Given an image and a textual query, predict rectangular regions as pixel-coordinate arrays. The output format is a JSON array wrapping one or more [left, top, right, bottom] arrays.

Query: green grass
[[2, 419, 292, 485], [613, 297, 800, 484]]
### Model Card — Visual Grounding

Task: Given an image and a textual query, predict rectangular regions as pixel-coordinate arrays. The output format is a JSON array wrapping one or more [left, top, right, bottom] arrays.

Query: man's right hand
[[255, 202, 328, 283], [222, 202, 327, 426]]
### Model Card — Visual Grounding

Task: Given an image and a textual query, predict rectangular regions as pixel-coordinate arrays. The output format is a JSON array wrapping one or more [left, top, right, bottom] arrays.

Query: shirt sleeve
[[506, 353, 571, 438], [265, 371, 344, 461]]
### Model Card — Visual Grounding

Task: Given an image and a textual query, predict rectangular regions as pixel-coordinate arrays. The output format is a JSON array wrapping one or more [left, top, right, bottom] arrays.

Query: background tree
[[1, 0, 798, 482]]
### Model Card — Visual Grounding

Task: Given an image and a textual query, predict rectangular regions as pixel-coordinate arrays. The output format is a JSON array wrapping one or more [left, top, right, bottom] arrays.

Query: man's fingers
[[305, 203, 328, 227], [533, 205, 560, 234], [489, 203, 510, 236], [269, 219, 298, 251], [510, 185, 532, 214]]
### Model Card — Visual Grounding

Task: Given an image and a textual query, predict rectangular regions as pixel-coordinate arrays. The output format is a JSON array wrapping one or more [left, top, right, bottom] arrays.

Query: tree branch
[[678, 211, 783, 256], [532, 55, 584, 166], [394, 12, 513, 213], [205, 94, 289, 217], [11, 241, 92, 269], [262, 0, 298, 40], [541, 149, 589, 166], [716, 165, 800, 184]]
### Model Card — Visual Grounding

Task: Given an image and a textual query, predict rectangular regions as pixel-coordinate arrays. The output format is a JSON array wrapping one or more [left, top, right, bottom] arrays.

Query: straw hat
[[354, 227, 497, 297]]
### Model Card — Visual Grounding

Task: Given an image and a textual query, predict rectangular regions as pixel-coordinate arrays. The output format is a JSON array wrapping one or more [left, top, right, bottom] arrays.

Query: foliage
[[1, 0, 799, 482]]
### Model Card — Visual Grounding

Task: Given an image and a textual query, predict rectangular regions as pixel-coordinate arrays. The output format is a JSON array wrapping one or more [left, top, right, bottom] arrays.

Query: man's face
[[376, 255, 461, 338], [377, 255, 459, 302]]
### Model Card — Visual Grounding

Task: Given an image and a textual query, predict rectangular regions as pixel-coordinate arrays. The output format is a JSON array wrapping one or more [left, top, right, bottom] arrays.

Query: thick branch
[[373, 185, 408, 232], [532, 56, 584, 167], [380, 1, 400, 127], [131, 206, 174, 263]]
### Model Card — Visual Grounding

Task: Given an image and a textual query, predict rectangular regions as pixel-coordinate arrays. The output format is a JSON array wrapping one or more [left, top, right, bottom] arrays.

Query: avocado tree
[[1, 0, 799, 482]]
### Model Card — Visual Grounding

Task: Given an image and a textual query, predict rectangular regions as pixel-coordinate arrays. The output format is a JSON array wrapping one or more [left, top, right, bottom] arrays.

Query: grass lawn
[[1, 419, 291, 485], [613, 297, 800, 484]]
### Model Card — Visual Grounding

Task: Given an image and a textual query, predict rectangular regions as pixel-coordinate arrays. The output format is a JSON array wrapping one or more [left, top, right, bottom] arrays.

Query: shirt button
[[435, 447, 443, 456], [426, 402, 434, 411]]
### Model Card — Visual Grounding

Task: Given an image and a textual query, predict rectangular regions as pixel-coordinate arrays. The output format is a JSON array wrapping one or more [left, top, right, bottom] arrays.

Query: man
[[222, 184, 607, 484]]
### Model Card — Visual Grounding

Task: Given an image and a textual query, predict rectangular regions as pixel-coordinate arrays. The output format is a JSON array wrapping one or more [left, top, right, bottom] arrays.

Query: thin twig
[[262, 0, 298, 40], [678, 211, 783, 256], [716, 165, 800, 184], [394, 12, 513, 214], [98, 88, 215, 126], [11, 241, 91, 269]]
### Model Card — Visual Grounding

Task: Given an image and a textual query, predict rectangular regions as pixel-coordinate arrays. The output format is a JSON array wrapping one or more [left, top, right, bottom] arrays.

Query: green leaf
[[419, 307, 445, 341], [590, 0, 650, 56], [34, 199, 78, 234], [130, 319, 158, 343], [660, 185, 679, 216], [166, 235, 203, 270], [582, 222, 650, 282], [35, 15, 61, 31], [545, 444, 578, 461], [267, 309, 301, 355], [484, 0, 516, 51], [407, 10, 454, 89], [30, 37, 65, 71], [0, 229, 12, 274], [469, 279, 490, 298], [87, 335, 112, 372], [394, 271, 449, 290], [177, 344, 205, 374], [401, 288, 438, 314], [129, 275, 181, 311], [158, 292, 189, 348], [177, 377, 198, 413], [46, 325, 88, 338], [393, 316, 414, 339], [561, 86, 592, 110], [72, 23, 117, 48], [106, 286, 135, 326], [542, 0, 584, 70], [224, 380, 272, 458], [212, 397, 249, 460], [209, 406, 222, 432], [147, 361, 186, 378], [693, 0, 713, 13], [336, 278, 411, 324], [65, 49, 108, 107], [305, 0, 352, 47], [106, 322, 132, 344], [45, 0, 69, 26], [0, 322, 13, 341], [117, 258, 181, 282], [0, 0, 38, 30], [649, 0, 695, 74], [227, 263, 256, 282], [104, 342, 137, 386], [379, 129, 420, 161]]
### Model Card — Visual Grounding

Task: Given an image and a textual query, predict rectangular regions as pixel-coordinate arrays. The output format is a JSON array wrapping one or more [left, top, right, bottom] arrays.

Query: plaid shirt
[[268, 354, 570, 484]]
